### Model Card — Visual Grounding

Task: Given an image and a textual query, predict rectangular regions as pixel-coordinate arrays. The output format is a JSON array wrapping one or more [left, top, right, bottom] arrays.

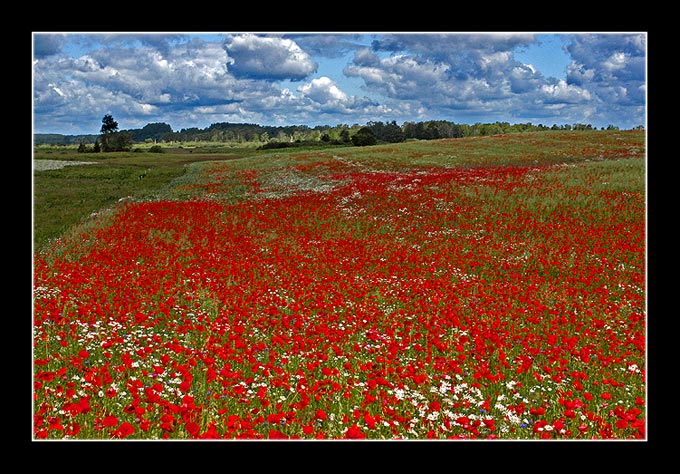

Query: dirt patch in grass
[[34, 160, 99, 171]]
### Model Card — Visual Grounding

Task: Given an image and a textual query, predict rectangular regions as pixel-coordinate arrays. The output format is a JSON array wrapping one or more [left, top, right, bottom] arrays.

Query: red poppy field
[[33, 131, 646, 440]]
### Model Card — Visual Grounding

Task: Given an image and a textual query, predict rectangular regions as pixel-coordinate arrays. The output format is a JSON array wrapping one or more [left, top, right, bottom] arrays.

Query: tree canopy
[[100, 114, 119, 135], [351, 127, 377, 146], [35, 117, 629, 148], [98, 114, 132, 152]]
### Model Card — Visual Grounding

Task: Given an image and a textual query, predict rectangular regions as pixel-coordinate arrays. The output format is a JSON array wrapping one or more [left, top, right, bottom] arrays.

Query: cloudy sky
[[32, 32, 647, 135]]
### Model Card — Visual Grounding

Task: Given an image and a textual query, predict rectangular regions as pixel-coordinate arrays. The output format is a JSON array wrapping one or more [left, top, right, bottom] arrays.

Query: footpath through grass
[[32, 148, 271, 249]]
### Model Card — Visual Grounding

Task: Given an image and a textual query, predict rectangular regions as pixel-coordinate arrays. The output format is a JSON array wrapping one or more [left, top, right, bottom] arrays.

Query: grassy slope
[[33, 130, 645, 250], [32, 149, 263, 249]]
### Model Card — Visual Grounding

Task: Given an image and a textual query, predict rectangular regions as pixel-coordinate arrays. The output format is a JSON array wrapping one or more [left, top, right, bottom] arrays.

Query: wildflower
[[113, 422, 135, 438], [103, 416, 118, 427], [345, 425, 366, 439], [314, 409, 327, 422]]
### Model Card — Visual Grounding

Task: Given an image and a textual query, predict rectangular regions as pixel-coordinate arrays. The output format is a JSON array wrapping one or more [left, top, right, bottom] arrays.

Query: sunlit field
[[33, 131, 646, 440]]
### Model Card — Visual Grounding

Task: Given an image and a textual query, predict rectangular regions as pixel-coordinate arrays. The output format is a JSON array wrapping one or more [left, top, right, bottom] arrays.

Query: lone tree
[[98, 114, 132, 152], [100, 113, 118, 134]]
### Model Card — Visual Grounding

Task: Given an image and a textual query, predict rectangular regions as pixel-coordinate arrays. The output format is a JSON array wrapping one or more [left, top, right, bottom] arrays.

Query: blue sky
[[32, 32, 646, 134]]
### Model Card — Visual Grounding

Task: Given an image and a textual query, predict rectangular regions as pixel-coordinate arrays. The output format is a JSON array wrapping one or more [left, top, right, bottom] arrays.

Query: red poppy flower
[[364, 414, 377, 430], [268, 429, 288, 439], [65, 422, 80, 437], [615, 419, 628, 430], [49, 417, 65, 431], [36, 371, 55, 382], [114, 422, 135, 438], [77, 398, 91, 414], [185, 421, 200, 436], [103, 415, 118, 427], [345, 425, 366, 439]]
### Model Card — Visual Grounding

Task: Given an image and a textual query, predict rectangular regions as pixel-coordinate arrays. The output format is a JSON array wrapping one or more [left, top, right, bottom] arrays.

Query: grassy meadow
[[32, 130, 646, 440]]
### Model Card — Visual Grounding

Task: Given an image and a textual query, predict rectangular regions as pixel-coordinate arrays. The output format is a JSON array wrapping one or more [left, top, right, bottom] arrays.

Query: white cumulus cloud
[[298, 76, 348, 103], [224, 34, 317, 81], [540, 79, 592, 104]]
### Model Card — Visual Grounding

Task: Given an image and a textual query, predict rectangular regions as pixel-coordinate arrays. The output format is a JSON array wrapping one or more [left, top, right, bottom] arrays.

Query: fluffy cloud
[[565, 33, 645, 100], [294, 76, 388, 119], [561, 33, 646, 125], [508, 63, 543, 94], [33, 38, 274, 131], [345, 51, 451, 101], [33, 34, 67, 58], [344, 33, 644, 127], [370, 33, 536, 59], [32, 33, 646, 133], [224, 34, 317, 81], [344, 41, 529, 111], [540, 79, 592, 104], [298, 76, 348, 103], [285, 34, 364, 58]]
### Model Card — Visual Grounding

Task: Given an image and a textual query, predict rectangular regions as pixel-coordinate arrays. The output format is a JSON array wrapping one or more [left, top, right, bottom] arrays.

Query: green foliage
[[98, 114, 131, 152], [131, 122, 173, 142], [36, 118, 627, 149], [100, 114, 119, 134], [100, 131, 133, 152], [351, 127, 377, 146]]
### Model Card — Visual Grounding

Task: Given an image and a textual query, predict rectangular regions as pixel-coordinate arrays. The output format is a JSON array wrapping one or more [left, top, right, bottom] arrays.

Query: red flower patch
[[33, 133, 646, 439]]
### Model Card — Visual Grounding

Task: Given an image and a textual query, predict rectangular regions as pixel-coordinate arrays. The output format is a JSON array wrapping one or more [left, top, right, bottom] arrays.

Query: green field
[[33, 147, 267, 249], [33, 129, 647, 440], [33, 130, 644, 251]]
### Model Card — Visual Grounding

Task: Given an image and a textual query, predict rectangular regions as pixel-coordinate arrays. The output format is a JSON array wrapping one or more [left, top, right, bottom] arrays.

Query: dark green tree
[[414, 122, 427, 139], [138, 122, 172, 142], [111, 131, 133, 151], [99, 114, 132, 151], [382, 120, 405, 143], [100, 114, 119, 134], [99, 114, 118, 151], [351, 127, 377, 146]]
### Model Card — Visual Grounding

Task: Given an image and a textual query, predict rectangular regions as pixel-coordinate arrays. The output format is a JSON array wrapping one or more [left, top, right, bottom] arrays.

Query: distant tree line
[[36, 115, 638, 149]]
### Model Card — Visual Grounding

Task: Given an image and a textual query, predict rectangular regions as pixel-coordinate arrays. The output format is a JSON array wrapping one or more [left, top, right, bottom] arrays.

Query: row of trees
[[67, 114, 633, 152], [164, 120, 622, 145]]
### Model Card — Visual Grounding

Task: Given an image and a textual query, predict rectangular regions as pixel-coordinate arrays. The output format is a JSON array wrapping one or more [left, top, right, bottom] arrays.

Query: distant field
[[33, 130, 646, 440], [33, 130, 644, 250]]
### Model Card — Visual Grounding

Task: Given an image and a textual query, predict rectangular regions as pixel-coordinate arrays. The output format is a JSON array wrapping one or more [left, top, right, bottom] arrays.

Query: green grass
[[33, 148, 254, 249], [33, 131, 645, 251], [339, 130, 644, 169]]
